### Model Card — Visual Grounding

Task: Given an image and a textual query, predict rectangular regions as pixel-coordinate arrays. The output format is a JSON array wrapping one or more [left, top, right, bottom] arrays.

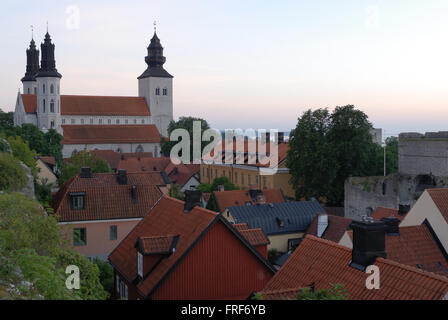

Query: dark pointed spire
[[138, 29, 173, 79], [21, 35, 40, 82], [36, 31, 62, 78]]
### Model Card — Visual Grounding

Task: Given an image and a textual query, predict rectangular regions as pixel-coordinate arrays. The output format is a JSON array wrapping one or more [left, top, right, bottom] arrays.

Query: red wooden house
[[108, 192, 275, 300]]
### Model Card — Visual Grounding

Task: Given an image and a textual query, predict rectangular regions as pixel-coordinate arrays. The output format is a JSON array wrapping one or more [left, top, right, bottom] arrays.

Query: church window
[[90, 119, 93, 124], [141, 119, 145, 124], [34, 87, 37, 95], [116, 148, 122, 153], [43, 84, 46, 94], [50, 120, 55, 128], [108, 119, 111, 124], [58, 100, 60, 113], [43, 99, 46, 113], [136, 145, 144, 153], [99, 119, 103, 124], [71, 119, 75, 124], [163, 88, 168, 96], [81, 119, 84, 124], [50, 100, 55, 113], [134, 119, 137, 124], [58, 85, 60, 94], [50, 84, 54, 94], [155, 88, 160, 95], [27, 88, 30, 94], [62, 119, 66, 124], [116, 119, 120, 124], [154, 146, 158, 157], [125, 119, 128, 124]]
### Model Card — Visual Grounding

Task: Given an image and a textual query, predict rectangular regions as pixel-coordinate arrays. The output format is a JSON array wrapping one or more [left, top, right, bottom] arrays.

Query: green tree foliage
[[169, 183, 185, 200], [0, 193, 108, 300], [287, 105, 379, 206], [93, 258, 114, 299], [373, 136, 398, 176], [0, 152, 27, 192], [0, 109, 14, 127], [205, 176, 240, 211], [161, 116, 211, 162], [295, 284, 348, 300], [7, 135, 38, 178], [59, 150, 112, 185]]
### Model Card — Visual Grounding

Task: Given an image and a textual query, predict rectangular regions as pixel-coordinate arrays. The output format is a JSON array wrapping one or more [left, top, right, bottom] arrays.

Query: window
[[115, 275, 120, 293], [223, 170, 226, 177], [136, 145, 144, 153], [62, 119, 66, 124], [235, 173, 238, 184], [245, 201, 252, 206], [119, 281, 128, 300], [241, 174, 245, 185], [215, 169, 218, 178], [248, 175, 252, 186], [43, 99, 46, 113], [73, 228, 87, 246], [163, 88, 168, 96], [27, 88, 30, 94], [134, 119, 137, 124], [110, 225, 118, 240], [108, 119, 112, 124], [70, 193, 86, 210], [58, 84, 60, 94], [125, 119, 128, 124], [81, 119, 84, 124], [276, 217, 285, 227], [50, 100, 55, 113], [155, 88, 160, 95], [116, 119, 120, 124], [34, 87, 37, 94], [206, 168, 209, 177], [90, 118, 94, 124], [256, 175, 259, 185], [43, 84, 45, 94], [138, 252, 143, 278], [71, 119, 75, 124], [141, 119, 145, 124], [99, 119, 103, 124], [50, 84, 54, 94], [50, 120, 55, 128], [58, 100, 60, 113], [154, 146, 158, 157], [263, 176, 267, 188]]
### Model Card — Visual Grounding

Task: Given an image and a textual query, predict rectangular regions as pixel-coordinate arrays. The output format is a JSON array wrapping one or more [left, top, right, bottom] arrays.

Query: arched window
[[136, 145, 144, 153], [141, 119, 145, 124], [125, 119, 128, 124], [50, 120, 55, 128], [81, 119, 84, 124], [71, 119, 75, 124], [154, 146, 158, 157], [50, 100, 55, 113], [43, 84, 46, 94], [155, 88, 160, 95], [43, 99, 46, 113], [27, 88, 30, 94], [90, 119, 93, 124], [116, 148, 122, 153], [116, 119, 120, 124], [134, 119, 137, 124], [34, 87, 37, 95], [62, 119, 66, 124], [99, 119, 103, 124], [108, 119, 111, 124], [163, 88, 168, 96], [50, 84, 54, 94]]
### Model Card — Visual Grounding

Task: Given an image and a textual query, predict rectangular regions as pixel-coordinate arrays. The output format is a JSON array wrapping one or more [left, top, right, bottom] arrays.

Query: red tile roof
[[214, 188, 285, 212], [427, 188, 448, 224], [138, 235, 178, 255], [53, 172, 166, 222], [260, 235, 448, 300], [306, 214, 352, 243], [38, 156, 56, 166], [74, 150, 154, 169], [21, 94, 150, 116], [109, 196, 219, 297], [21, 94, 37, 113], [239, 229, 270, 246], [384, 224, 448, 276], [371, 207, 404, 221], [233, 223, 250, 232], [61, 125, 161, 144]]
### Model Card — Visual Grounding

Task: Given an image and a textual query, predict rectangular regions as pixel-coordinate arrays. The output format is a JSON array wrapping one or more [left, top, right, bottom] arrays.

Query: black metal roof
[[21, 39, 40, 82], [138, 32, 173, 79], [36, 32, 62, 78], [227, 200, 325, 236]]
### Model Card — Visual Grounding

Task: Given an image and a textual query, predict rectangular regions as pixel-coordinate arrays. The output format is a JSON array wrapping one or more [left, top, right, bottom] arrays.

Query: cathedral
[[14, 29, 173, 158]]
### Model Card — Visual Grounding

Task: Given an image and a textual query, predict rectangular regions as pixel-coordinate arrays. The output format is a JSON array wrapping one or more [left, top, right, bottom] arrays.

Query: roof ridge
[[61, 94, 146, 99]]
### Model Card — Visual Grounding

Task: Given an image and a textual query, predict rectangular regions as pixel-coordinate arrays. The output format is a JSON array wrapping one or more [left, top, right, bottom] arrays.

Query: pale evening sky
[[0, 0, 447, 137]]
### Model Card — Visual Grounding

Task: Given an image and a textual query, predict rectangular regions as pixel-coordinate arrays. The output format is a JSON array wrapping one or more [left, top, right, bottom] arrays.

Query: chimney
[[317, 214, 328, 238], [256, 194, 266, 204], [349, 219, 386, 270], [381, 217, 400, 236], [184, 190, 202, 212], [80, 167, 92, 178], [116, 170, 128, 185], [218, 185, 225, 192], [398, 204, 410, 216], [131, 185, 137, 203]]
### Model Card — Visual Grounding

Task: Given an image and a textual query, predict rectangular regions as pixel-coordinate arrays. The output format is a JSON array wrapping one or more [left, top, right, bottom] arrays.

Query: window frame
[[73, 228, 87, 246], [110, 225, 118, 241]]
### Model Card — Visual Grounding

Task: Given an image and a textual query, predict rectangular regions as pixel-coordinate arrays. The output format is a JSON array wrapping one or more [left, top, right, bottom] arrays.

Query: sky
[[0, 0, 447, 137]]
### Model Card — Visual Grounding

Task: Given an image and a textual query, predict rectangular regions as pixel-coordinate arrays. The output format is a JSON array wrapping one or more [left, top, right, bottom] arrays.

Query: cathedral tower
[[138, 29, 173, 137], [21, 36, 40, 95], [36, 31, 62, 134]]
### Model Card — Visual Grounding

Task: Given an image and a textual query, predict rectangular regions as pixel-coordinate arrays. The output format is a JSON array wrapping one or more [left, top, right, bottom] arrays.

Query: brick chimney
[[184, 190, 202, 212], [349, 219, 387, 270], [116, 170, 128, 185], [80, 167, 92, 179]]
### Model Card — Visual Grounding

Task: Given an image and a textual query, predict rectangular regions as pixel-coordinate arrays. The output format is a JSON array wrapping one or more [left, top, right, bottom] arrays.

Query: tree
[[93, 258, 114, 299], [59, 150, 112, 185], [169, 183, 184, 200], [0, 192, 108, 300], [287, 105, 378, 206], [161, 116, 211, 163], [0, 152, 27, 192], [0, 109, 14, 127], [7, 135, 38, 178], [295, 284, 348, 300], [204, 176, 240, 211], [373, 136, 398, 176]]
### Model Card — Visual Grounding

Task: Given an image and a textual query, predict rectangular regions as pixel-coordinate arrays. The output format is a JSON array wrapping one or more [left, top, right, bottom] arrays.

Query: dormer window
[[70, 192, 86, 210], [276, 217, 285, 227]]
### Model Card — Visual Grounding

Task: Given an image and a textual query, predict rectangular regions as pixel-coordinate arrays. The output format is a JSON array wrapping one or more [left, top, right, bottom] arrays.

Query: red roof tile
[[61, 125, 161, 144], [73, 150, 154, 169], [109, 196, 219, 297], [233, 223, 249, 231], [427, 188, 448, 224], [138, 235, 178, 255], [371, 207, 404, 221], [21, 94, 37, 113], [239, 229, 270, 246], [260, 235, 448, 300], [53, 172, 166, 222], [38, 156, 56, 166], [214, 188, 285, 212], [21, 94, 150, 116], [306, 214, 352, 243]]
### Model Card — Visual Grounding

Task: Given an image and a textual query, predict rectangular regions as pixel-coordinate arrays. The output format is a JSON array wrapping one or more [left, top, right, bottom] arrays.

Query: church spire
[[21, 27, 40, 82], [36, 30, 62, 78], [138, 26, 173, 79]]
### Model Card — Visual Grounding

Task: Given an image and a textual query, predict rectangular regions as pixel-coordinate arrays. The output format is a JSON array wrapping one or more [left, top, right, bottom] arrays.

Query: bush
[[93, 258, 114, 299], [0, 152, 27, 192]]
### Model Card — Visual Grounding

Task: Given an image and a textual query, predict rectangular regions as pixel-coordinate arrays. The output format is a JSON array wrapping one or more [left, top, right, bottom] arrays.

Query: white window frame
[[137, 252, 143, 278]]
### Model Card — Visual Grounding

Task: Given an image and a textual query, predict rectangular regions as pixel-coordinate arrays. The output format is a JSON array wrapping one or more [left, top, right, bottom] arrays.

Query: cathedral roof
[[21, 94, 151, 116], [61, 125, 161, 145]]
